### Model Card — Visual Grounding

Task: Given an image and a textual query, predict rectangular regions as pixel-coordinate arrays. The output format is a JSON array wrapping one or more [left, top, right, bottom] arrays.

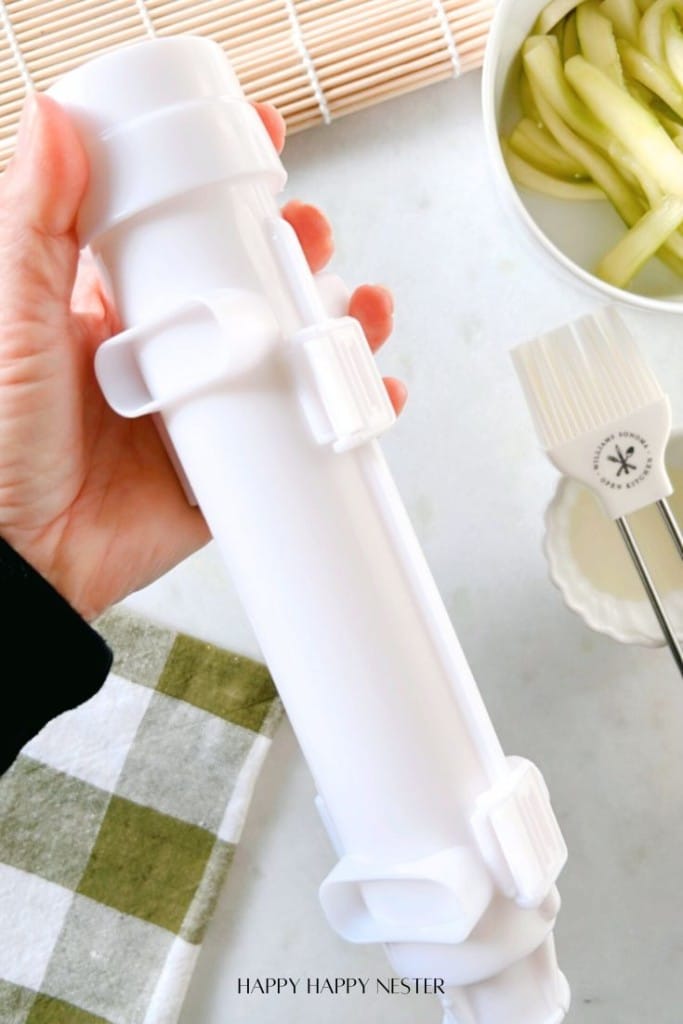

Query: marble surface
[[123, 70, 683, 1023]]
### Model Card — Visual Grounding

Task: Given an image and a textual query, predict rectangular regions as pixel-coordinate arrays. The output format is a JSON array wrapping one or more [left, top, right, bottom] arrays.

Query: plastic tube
[[49, 36, 570, 1024]]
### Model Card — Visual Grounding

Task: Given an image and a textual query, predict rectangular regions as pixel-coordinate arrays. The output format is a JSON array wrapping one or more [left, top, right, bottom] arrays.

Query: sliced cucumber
[[523, 37, 610, 150], [617, 37, 683, 118], [565, 55, 683, 194], [651, 101, 683, 138], [596, 193, 683, 283], [600, 0, 641, 42], [639, 0, 683, 64], [663, 9, 683, 88], [519, 66, 542, 121], [535, 0, 589, 33], [510, 118, 587, 176], [577, 1, 624, 84], [502, 140, 606, 198], [563, 11, 580, 57], [639, 0, 669, 63], [530, 83, 646, 222]]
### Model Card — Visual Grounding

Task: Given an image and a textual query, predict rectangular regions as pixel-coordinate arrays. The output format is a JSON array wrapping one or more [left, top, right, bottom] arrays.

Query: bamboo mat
[[0, 0, 493, 168]]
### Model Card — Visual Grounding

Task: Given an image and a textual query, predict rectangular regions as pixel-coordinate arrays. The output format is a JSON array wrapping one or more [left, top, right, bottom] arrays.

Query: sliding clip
[[471, 757, 567, 909], [289, 316, 396, 452]]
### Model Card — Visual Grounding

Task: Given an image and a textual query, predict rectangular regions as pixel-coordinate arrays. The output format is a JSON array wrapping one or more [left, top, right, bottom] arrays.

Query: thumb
[[0, 93, 88, 310]]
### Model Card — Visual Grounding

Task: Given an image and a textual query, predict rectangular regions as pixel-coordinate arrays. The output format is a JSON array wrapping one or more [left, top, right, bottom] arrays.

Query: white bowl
[[544, 430, 683, 646], [481, 0, 683, 312]]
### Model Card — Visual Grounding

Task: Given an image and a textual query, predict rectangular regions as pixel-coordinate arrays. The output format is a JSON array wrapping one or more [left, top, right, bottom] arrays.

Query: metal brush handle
[[616, 517, 683, 675], [656, 499, 683, 560]]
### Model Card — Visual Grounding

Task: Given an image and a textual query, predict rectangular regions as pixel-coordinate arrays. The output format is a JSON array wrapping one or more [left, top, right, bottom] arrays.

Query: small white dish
[[544, 430, 683, 647], [481, 0, 683, 312]]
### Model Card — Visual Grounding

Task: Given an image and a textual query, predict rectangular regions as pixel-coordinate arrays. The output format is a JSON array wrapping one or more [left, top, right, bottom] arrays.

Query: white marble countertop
[[124, 69, 683, 1024]]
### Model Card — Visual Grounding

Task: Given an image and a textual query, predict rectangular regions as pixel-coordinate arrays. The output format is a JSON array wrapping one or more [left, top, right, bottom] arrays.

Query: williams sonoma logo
[[593, 430, 653, 491]]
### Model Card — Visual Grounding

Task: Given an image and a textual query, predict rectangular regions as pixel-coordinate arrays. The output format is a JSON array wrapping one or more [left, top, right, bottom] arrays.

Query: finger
[[349, 284, 394, 351], [72, 253, 120, 347], [282, 199, 334, 273], [0, 94, 88, 312], [253, 101, 286, 153], [384, 377, 407, 416], [3, 94, 87, 239]]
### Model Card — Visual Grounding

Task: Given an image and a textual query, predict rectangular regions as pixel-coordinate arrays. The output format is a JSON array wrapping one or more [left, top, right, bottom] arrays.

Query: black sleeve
[[0, 536, 113, 775]]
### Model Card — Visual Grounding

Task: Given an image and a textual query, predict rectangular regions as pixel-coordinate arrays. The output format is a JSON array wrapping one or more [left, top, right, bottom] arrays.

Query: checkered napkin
[[0, 606, 283, 1024]]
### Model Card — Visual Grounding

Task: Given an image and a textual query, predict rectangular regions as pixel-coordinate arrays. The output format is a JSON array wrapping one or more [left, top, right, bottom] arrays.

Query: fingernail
[[16, 93, 38, 157]]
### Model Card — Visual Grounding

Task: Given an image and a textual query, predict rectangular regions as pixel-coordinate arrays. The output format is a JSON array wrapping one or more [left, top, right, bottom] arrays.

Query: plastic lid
[[47, 37, 286, 243], [49, 36, 242, 131]]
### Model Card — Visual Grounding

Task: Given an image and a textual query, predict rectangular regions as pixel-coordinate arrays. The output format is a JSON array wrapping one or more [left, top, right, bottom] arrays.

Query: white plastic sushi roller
[[50, 36, 569, 1024]]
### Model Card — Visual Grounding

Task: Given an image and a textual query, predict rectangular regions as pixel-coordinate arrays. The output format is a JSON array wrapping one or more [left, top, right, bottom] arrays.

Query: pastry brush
[[513, 306, 683, 674]]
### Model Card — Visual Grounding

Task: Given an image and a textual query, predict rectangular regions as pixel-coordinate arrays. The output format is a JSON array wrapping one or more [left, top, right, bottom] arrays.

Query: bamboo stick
[[16, 23, 147, 64], [236, 23, 446, 78], [8, 0, 138, 24], [14, 4, 147, 43], [152, 9, 288, 43]]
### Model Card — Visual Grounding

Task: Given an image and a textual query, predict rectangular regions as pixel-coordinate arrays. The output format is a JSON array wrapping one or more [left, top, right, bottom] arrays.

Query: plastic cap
[[47, 37, 286, 244], [49, 36, 242, 130]]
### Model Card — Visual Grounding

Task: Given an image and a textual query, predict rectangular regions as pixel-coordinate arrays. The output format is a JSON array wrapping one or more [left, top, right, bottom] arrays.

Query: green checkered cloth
[[0, 606, 283, 1024]]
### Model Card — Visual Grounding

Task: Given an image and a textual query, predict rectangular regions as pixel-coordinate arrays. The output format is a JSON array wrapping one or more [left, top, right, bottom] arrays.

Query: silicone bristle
[[511, 308, 663, 449]]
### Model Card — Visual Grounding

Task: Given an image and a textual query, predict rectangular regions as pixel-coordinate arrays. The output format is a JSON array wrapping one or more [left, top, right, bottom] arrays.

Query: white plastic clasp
[[94, 289, 279, 418], [471, 757, 567, 909], [319, 844, 493, 945], [289, 316, 396, 452]]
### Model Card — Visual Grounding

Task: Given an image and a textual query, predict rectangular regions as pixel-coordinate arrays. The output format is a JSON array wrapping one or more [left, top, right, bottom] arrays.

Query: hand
[[0, 95, 406, 621]]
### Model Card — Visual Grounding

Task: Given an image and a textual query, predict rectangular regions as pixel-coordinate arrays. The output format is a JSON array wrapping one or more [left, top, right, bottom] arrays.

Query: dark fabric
[[0, 537, 112, 775]]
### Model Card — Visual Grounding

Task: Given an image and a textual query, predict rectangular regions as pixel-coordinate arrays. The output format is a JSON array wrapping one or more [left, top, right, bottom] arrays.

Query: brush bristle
[[511, 307, 664, 450]]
